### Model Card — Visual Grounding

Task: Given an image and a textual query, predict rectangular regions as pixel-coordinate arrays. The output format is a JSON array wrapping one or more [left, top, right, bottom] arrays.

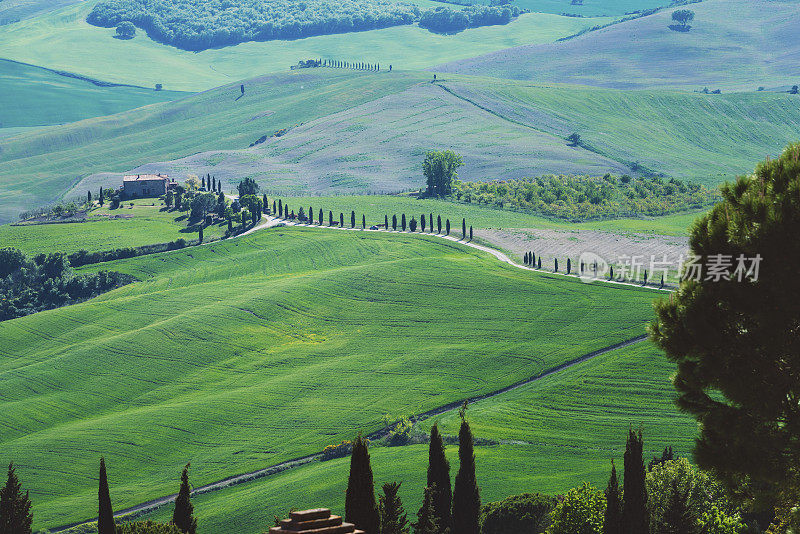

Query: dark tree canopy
[[426, 424, 452, 534], [671, 9, 694, 27], [345, 434, 379, 534], [621, 429, 647, 534], [378, 482, 409, 534], [237, 177, 260, 197], [603, 461, 622, 534], [98, 458, 115, 534], [418, 4, 520, 33], [172, 464, 197, 534], [650, 143, 800, 504], [452, 412, 480, 534], [115, 20, 136, 38], [88, 0, 421, 51], [0, 463, 33, 534], [479, 493, 555, 534]]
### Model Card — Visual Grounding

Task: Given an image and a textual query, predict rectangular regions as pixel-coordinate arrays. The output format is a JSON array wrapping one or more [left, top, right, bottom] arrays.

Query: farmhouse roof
[[269, 508, 364, 534], [123, 174, 170, 182]]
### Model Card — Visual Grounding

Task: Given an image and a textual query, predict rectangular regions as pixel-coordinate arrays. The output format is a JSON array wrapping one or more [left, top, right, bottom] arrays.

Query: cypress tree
[[198, 226, 203, 244], [401, 214, 406, 231], [340, 213, 344, 227], [392, 215, 397, 231], [99, 187, 104, 206], [330, 211, 334, 226], [352, 211, 356, 228], [421, 214, 426, 232], [172, 463, 197, 534], [426, 424, 452, 534], [0, 463, 33, 534], [430, 213, 434, 233], [524, 252, 528, 265], [462, 218, 466, 239], [345, 434, 380, 534], [378, 482, 409, 534], [319, 208, 324, 225], [385, 214, 389, 229], [413, 486, 438, 534], [537, 257, 541, 269], [98, 458, 115, 534], [202, 175, 206, 189], [554, 258, 558, 272], [309, 206, 314, 224], [643, 270, 648, 286], [660, 274, 664, 288], [278, 199, 283, 217], [621, 429, 647, 534], [445, 219, 450, 235], [610, 265, 614, 280], [603, 460, 622, 534], [452, 408, 480, 534], [567, 258, 572, 274], [469, 226, 472, 241], [437, 216, 442, 234], [530, 252, 534, 265], [273, 200, 277, 214], [228, 217, 232, 232], [362, 214, 366, 229], [88, 190, 92, 203]]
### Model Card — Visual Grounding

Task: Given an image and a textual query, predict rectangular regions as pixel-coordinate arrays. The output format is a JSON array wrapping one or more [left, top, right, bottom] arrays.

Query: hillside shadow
[[668, 24, 691, 32]]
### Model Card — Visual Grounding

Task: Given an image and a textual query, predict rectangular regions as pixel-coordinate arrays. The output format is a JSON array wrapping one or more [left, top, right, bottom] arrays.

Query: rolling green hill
[[0, 0, 83, 23], [0, 0, 608, 91], [0, 59, 186, 128], [133, 342, 690, 534], [438, 0, 800, 91], [0, 70, 429, 224], [0, 227, 660, 529]]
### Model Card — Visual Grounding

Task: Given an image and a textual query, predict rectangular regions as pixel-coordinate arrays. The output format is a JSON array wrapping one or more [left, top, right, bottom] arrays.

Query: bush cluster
[[0, 248, 135, 321], [67, 239, 191, 267], [418, 4, 520, 33], [321, 440, 355, 461], [87, 0, 421, 51], [450, 174, 718, 221]]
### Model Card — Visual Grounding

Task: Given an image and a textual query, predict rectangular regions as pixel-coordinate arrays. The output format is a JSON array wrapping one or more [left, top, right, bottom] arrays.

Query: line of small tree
[[268, 199, 472, 241], [0, 459, 196, 534], [323, 59, 382, 71], [522, 252, 667, 288]]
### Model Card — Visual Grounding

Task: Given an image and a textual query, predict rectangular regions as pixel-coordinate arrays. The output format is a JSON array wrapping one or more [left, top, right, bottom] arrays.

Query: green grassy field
[[0, 0, 608, 91], [0, 0, 83, 22], [438, 0, 800, 91], [0, 70, 431, 224], [435, 78, 800, 185], [0, 227, 660, 529], [0, 59, 186, 127], [0, 199, 228, 255], [513, 0, 668, 16], [133, 341, 691, 534]]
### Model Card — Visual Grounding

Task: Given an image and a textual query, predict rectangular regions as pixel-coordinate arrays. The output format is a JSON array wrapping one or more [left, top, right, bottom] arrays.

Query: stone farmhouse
[[122, 174, 173, 198]]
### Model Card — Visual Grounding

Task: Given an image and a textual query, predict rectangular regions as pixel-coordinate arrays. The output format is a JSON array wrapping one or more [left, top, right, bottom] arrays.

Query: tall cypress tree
[[0, 463, 33, 534], [278, 199, 283, 217], [309, 206, 314, 224], [603, 460, 622, 534], [430, 213, 434, 233], [99, 187, 104, 206], [452, 407, 480, 534], [378, 482, 409, 534], [421, 214, 426, 232], [98, 457, 115, 534], [345, 434, 380, 534], [537, 257, 541, 269], [437, 216, 442, 234], [340, 213, 344, 227], [362, 214, 366, 229], [172, 463, 197, 534], [401, 214, 407, 231], [462, 219, 466, 239], [445, 219, 450, 235], [426, 424, 452, 534], [621, 429, 647, 534], [319, 208, 324, 225], [567, 258, 572, 274], [392, 215, 397, 231], [330, 211, 334, 226], [352, 211, 356, 228], [385, 215, 389, 230], [469, 226, 472, 241]]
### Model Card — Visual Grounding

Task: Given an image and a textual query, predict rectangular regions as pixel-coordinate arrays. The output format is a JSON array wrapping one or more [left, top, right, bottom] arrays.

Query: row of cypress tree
[[522, 252, 666, 287], [345, 404, 480, 534], [269, 199, 474, 241]]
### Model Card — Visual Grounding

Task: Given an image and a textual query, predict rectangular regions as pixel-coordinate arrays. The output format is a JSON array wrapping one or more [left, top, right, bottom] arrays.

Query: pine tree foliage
[[413, 486, 439, 534], [379, 482, 409, 534], [0, 463, 33, 534]]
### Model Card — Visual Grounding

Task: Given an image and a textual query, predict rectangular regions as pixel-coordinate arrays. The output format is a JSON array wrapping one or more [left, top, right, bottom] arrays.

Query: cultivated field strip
[[0, 227, 659, 528]]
